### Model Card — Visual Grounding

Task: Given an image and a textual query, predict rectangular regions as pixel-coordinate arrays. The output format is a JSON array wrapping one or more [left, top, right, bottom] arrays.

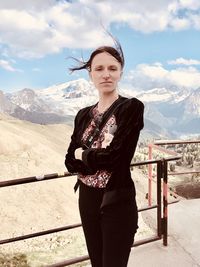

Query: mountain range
[[1, 78, 200, 139]]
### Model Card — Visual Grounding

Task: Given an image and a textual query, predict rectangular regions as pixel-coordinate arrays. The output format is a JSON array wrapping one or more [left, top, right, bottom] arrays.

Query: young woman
[[65, 41, 144, 267]]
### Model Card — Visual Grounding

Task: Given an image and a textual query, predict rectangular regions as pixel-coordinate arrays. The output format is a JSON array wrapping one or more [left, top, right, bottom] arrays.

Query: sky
[[0, 0, 200, 93]]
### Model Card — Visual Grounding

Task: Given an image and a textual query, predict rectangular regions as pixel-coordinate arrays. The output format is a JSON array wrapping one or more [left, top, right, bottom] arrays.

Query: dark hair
[[69, 38, 124, 72]]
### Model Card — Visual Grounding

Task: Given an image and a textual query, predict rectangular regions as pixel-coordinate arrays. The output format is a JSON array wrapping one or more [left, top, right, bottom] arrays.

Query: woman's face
[[89, 52, 122, 95]]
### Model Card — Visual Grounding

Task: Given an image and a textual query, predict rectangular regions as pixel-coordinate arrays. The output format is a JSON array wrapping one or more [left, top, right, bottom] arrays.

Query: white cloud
[[0, 0, 200, 59], [190, 13, 200, 29], [169, 66, 200, 87], [0, 9, 48, 31], [0, 59, 22, 72], [168, 57, 200, 65], [0, 0, 56, 10], [0, 1, 113, 58], [124, 63, 200, 90], [170, 17, 191, 30], [179, 0, 200, 10]]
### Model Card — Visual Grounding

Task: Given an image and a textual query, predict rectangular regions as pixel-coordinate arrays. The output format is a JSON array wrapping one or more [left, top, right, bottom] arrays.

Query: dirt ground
[[175, 182, 200, 198]]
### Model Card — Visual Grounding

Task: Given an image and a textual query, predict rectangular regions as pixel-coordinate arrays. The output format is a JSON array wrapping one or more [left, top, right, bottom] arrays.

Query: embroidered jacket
[[65, 96, 144, 192]]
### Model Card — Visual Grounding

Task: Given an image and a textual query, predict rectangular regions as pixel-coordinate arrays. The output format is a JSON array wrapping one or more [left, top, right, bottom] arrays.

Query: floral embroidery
[[78, 106, 117, 188]]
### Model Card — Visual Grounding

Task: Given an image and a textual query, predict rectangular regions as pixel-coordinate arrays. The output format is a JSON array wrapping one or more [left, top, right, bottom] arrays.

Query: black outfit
[[65, 96, 144, 267]]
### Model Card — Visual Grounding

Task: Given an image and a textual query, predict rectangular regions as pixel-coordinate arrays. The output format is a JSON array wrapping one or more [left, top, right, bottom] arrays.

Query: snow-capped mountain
[[2, 89, 73, 125], [1, 79, 200, 137], [137, 87, 176, 103], [8, 88, 52, 113], [36, 78, 98, 116], [181, 87, 200, 117]]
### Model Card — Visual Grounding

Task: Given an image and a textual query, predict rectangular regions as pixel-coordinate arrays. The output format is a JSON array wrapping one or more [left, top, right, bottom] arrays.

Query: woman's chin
[[97, 86, 117, 94]]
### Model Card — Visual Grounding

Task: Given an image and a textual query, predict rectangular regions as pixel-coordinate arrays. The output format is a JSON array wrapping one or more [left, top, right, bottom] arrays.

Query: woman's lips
[[100, 81, 112, 84]]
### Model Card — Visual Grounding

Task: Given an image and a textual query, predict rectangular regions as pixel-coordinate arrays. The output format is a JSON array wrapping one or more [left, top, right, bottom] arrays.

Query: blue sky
[[0, 0, 200, 92]]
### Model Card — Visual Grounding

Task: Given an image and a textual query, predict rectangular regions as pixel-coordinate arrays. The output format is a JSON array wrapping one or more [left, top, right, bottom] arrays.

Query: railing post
[[162, 159, 168, 246], [157, 160, 162, 238], [148, 144, 153, 206]]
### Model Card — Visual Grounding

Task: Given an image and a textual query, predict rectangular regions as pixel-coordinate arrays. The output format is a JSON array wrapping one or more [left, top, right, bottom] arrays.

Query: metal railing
[[148, 140, 200, 205], [0, 156, 180, 266]]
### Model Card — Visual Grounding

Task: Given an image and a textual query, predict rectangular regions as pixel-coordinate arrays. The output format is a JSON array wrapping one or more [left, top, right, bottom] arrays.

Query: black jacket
[[65, 96, 144, 192]]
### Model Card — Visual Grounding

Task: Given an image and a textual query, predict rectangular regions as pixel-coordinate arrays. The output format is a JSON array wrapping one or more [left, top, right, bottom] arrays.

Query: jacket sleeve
[[82, 98, 144, 172], [64, 111, 88, 174]]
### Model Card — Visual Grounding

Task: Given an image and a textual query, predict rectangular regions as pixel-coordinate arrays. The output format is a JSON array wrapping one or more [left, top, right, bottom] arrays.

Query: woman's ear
[[120, 71, 123, 78]]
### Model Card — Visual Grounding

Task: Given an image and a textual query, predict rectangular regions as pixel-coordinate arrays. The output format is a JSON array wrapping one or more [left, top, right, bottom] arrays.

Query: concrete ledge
[[128, 199, 200, 267]]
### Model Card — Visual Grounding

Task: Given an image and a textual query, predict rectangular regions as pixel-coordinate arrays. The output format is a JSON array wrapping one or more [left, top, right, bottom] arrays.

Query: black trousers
[[79, 181, 138, 267]]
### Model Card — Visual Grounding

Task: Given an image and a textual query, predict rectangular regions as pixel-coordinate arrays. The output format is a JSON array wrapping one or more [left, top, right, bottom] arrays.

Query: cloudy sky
[[0, 0, 200, 92]]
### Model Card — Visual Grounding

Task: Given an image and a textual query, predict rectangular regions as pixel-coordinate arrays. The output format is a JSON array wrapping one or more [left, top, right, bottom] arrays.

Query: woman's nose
[[102, 70, 110, 79]]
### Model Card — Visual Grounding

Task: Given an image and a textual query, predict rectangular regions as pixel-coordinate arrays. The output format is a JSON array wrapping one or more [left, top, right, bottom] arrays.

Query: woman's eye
[[110, 67, 117, 71]]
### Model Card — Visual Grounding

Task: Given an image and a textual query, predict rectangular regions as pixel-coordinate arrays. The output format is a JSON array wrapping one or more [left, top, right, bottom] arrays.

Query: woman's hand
[[75, 147, 84, 160]]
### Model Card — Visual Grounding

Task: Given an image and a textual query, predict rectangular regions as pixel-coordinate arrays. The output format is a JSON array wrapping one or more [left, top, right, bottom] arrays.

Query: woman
[[65, 41, 144, 267]]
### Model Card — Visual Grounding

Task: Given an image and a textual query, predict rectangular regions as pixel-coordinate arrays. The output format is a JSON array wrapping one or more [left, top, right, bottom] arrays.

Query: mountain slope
[[0, 114, 81, 242], [0, 113, 72, 177]]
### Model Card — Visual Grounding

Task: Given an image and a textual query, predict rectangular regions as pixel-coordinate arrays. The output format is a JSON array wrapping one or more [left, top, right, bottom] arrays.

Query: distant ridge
[[1, 79, 200, 138]]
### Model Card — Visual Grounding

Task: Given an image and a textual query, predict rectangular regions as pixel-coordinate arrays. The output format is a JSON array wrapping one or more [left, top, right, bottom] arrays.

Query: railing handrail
[[154, 140, 200, 145], [0, 156, 181, 188]]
